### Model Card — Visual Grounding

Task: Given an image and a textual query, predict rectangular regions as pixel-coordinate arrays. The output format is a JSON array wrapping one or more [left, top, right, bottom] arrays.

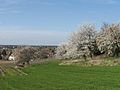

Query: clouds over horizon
[[0, 30, 70, 45]]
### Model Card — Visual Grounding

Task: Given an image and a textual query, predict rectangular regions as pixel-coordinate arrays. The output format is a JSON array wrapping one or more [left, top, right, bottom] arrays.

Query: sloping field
[[1, 61, 120, 90]]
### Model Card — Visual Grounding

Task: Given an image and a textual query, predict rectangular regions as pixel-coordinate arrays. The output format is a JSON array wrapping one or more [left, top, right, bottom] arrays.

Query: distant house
[[8, 54, 15, 61]]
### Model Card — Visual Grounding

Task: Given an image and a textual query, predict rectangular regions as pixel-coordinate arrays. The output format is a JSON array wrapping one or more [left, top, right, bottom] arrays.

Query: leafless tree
[[16, 46, 36, 67]]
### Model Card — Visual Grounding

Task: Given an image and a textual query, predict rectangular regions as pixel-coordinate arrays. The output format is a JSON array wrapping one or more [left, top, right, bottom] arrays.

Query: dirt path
[[0, 60, 16, 65], [0, 59, 53, 66]]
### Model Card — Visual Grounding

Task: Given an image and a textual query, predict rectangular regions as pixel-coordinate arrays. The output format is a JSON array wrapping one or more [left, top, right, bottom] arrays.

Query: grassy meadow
[[1, 61, 120, 90]]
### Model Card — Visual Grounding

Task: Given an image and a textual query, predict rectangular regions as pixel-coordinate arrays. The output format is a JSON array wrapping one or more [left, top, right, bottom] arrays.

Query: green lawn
[[1, 61, 120, 90]]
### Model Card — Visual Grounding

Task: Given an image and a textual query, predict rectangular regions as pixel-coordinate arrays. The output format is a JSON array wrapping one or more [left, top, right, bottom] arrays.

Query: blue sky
[[0, 0, 120, 45]]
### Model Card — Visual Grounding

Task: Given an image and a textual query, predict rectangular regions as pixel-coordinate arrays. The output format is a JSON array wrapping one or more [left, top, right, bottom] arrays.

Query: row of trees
[[56, 22, 120, 60]]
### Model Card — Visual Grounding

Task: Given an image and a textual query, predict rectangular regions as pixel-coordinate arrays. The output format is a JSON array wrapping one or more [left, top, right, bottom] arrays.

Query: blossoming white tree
[[56, 24, 98, 59], [96, 23, 120, 57], [55, 43, 68, 59], [56, 22, 120, 60]]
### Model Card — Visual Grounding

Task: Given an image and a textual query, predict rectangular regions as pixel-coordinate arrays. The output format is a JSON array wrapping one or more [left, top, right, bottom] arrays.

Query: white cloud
[[82, 0, 117, 5], [106, 0, 117, 4], [0, 0, 27, 14], [69, 0, 117, 5], [40, 2, 55, 5]]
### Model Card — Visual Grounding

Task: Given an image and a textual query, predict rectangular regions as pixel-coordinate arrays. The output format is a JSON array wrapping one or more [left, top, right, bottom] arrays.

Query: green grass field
[[1, 61, 120, 90]]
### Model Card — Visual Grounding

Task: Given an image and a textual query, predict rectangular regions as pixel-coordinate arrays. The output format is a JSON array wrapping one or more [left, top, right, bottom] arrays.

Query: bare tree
[[16, 46, 36, 67]]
